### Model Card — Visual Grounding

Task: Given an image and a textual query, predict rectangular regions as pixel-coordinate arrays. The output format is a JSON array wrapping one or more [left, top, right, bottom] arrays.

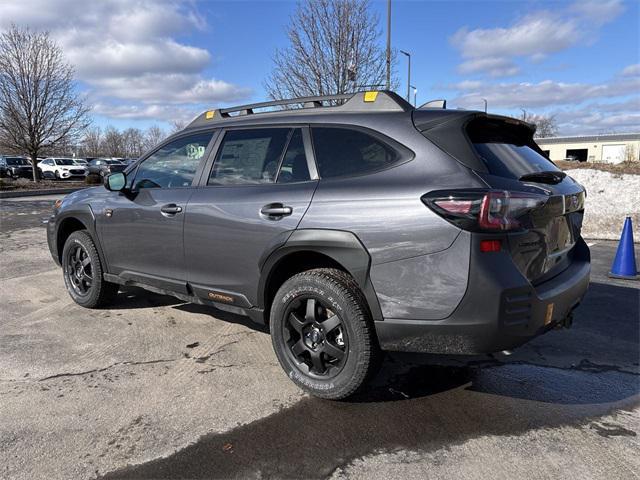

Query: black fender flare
[[258, 229, 383, 322], [53, 205, 109, 271]]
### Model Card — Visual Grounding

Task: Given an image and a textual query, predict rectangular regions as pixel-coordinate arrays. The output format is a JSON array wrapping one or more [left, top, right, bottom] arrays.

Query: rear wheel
[[62, 230, 118, 308], [270, 268, 381, 400]]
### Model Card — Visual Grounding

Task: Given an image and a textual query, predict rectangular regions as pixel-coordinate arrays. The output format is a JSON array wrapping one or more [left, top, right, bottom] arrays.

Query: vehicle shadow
[[106, 286, 269, 333], [100, 282, 639, 480]]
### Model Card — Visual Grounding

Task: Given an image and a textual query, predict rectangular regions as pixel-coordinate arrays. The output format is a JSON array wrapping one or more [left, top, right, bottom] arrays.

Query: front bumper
[[11, 168, 33, 178], [375, 236, 590, 354], [59, 170, 86, 178]]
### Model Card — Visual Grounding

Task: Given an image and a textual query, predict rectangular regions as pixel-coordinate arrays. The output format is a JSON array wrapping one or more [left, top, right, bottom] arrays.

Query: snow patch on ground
[[566, 169, 640, 240]]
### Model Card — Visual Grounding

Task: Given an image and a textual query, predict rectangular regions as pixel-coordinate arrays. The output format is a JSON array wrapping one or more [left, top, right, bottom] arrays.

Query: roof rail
[[187, 90, 412, 128]]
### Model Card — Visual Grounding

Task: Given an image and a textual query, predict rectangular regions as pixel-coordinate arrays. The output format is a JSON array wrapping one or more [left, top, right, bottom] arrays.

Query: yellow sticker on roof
[[363, 91, 379, 102], [205, 110, 215, 119]]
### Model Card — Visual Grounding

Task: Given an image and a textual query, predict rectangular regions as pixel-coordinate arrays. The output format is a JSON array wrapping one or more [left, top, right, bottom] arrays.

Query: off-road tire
[[62, 230, 118, 308], [270, 268, 381, 400]]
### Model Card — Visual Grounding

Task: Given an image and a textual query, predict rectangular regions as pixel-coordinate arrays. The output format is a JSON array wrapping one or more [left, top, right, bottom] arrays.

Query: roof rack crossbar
[[218, 93, 353, 117], [187, 90, 413, 128]]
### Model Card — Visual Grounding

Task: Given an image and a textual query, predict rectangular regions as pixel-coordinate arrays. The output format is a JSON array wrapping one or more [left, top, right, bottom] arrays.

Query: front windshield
[[6, 158, 29, 166], [56, 159, 76, 166]]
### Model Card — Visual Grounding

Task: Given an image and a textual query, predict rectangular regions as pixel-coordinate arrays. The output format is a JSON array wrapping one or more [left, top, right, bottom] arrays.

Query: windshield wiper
[[519, 170, 566, 184]]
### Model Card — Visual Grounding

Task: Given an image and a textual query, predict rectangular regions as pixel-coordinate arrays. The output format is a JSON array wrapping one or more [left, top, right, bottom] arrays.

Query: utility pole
[[401, 50, 411, 101], [385, 0, 391, 90], [482, 98, 487, 113]]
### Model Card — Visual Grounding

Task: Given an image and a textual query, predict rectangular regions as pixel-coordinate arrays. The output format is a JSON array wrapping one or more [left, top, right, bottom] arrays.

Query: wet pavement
[[1, 194, 638, 480]]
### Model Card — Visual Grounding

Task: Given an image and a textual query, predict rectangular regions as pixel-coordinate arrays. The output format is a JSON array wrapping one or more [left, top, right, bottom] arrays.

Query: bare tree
[[102, 126, 123, 157], [264, 0, 392, 100], [144, 125, 166, 151], [81, 127, 103, 157], [170, 119, 186, 133], [0, 25, 90, 181], [624, 144, 638, 163], [122, 127, 145, 158], [520, 109, 559, 138]]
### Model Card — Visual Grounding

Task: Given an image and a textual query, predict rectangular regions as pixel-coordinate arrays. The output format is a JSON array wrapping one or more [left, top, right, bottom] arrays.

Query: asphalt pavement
[[0, 194, 638, 480]]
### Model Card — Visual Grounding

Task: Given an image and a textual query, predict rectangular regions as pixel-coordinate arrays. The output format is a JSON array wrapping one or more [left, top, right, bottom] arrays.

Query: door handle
[[160, 204, 183, 215], [260, 203, 293, 218]]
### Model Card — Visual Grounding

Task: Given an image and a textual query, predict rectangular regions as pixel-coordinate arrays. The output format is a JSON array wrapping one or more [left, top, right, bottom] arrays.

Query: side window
[[208, 128, 290, 185], [311, 127, 401, 178], [134, 132, 213, 189], [277, 129, 310, 183]]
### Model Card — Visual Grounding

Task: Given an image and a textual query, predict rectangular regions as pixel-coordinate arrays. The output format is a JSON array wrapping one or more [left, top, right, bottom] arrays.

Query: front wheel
[[270, 268, 381, 400], [62, 230, 118, 308]]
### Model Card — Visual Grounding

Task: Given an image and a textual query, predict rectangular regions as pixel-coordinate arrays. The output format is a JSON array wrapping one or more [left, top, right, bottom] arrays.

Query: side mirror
[[105, 172, 126, 192]]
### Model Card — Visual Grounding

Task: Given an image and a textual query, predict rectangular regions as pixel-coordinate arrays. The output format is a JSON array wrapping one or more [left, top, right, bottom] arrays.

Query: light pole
[[400, 50, 411, 102], [385, 0, 391, 90], [482, 98, 487, 113], [411, 85, 417, 107]]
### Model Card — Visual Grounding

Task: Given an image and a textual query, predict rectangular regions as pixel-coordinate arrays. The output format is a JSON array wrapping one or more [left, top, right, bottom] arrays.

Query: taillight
[[422, 189, 547, 232]]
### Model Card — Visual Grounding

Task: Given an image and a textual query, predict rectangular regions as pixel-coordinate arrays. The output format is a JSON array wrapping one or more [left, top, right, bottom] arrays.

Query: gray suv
[[47, 91, 590, 399]]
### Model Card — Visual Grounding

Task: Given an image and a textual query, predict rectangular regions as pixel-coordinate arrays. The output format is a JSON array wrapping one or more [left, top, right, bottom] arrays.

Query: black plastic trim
[[258, 228, 383, 323]]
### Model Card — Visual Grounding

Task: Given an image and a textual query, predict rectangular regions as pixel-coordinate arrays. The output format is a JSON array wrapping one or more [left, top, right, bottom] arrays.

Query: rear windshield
[[467, 118, 560, 180]]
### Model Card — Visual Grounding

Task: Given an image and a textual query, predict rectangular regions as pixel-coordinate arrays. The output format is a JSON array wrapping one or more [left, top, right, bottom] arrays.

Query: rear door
[[184, 127, 318, 307]]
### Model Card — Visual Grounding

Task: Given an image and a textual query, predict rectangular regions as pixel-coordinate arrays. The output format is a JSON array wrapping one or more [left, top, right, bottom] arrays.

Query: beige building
[[537, 133, 640, 164]]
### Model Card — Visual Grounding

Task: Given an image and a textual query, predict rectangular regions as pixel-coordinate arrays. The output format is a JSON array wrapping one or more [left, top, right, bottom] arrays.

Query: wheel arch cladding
[[259, 229, 383, 324], [55, 206, 106, 268]]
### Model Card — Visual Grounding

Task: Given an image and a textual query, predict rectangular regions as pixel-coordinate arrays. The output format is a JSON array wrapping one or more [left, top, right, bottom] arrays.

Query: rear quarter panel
[[299, 114, 484, 319]]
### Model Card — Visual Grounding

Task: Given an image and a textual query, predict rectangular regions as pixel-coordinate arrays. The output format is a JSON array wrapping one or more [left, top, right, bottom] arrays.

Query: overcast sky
[[0, 0, 638, 135]]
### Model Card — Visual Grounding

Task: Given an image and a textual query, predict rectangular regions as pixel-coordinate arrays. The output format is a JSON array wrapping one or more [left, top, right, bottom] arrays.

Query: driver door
[[97, 131, 216, 293]]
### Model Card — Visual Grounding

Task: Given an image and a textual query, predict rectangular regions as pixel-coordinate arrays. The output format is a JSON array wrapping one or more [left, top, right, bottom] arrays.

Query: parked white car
[[38, 158, 88, 179]]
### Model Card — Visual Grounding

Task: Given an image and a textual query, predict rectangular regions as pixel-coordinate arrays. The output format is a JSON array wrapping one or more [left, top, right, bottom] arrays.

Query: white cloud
[[570, 0, 625, 26], [0, 0, 251, 122], [91, 103, 199, 124], [446, 73, 640, 135], [458, 57, 520, 77], [451, 12, 578, 62], [621, 64, 640, 77], [553, 100, 640, 134], [450, 1, 624, 78], [451, 77, 639, 110], [91, 74, 251, 104]]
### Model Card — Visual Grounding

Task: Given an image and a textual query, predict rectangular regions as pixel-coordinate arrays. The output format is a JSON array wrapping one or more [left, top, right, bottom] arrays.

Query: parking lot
[[0, 194, 638, 480]]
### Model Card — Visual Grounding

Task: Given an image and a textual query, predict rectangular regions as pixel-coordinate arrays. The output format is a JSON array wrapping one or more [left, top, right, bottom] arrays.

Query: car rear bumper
[[374, 236, 590, 354]]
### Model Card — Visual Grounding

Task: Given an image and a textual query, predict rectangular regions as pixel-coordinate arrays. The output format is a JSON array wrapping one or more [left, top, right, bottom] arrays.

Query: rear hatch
[[416, 112, 585, 283]]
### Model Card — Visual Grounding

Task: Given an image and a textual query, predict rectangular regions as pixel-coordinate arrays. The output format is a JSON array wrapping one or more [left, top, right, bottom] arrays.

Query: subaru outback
[[47, 91, 590, 399]]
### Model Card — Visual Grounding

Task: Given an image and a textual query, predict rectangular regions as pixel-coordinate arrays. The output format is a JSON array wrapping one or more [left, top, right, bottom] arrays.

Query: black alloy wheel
[[65, 243, 93, 297], [283, 296, 348, 378]]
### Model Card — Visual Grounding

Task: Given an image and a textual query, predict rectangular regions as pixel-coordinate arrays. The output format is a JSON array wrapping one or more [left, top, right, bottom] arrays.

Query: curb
[[0, 187, 85, 199]]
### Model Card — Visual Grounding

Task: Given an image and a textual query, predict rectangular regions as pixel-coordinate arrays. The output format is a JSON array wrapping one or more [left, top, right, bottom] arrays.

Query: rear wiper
[[519, 170, 566, 184]]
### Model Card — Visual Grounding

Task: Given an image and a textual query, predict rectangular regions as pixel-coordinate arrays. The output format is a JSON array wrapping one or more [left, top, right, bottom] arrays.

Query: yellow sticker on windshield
[[364, 91, 379, 102]]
